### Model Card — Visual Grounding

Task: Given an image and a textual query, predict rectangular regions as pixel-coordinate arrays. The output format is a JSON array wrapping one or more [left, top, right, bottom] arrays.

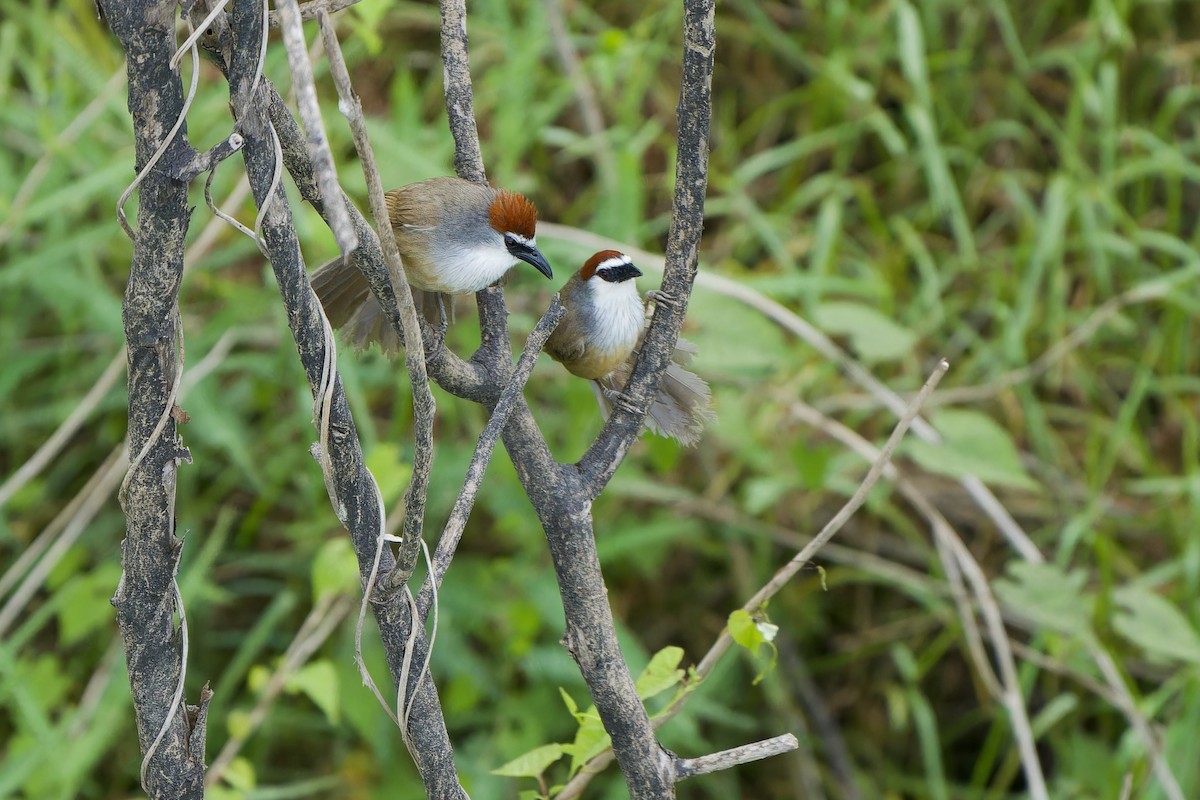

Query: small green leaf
[[311, 537, 359, 601], [286, 660, 340, 723], [728, 610, 780, 684], [491, 743, 566, 778], [905, 409, 1038, 490], [994, 562, 1092, 635], [558, 686, 578, 718], [1113, 586, 1200, 666], [729, 610, 764, 652], [812, 301, 918, 362], [562, 705, 609, 775], [635, 646, 685, 700]]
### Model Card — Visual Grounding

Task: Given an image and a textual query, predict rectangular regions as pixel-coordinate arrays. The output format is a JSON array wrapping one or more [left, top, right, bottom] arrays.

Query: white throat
[[588, 278, 644, 353]]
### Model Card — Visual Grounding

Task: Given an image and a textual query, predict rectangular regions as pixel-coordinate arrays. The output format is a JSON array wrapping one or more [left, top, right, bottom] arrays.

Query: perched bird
[[545, 250, 715, 446], [311, 176, 553, 351]]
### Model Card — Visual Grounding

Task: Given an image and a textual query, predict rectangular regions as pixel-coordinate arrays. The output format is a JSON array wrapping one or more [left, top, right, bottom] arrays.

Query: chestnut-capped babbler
[[545, 250, 714, 446], [310, 176, 553, 351]]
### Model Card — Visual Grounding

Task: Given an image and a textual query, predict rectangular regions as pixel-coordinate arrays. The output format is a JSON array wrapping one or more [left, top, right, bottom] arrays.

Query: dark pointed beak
[[510, 242, 554, 280]]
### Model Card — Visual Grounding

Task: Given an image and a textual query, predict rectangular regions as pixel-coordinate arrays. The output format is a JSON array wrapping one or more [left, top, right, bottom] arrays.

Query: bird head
[[580, 250, 643, 291], [488, 190, 554, 280]]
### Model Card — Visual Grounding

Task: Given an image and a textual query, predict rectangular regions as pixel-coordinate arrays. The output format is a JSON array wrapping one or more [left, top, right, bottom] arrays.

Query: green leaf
[[558, 686, 578, 718], [994, 562, 1092, 635], [491, 743, 566, 778], [311, 537, 359, 601], [287, 660, 340, 723], [905, 409, 1038, 490], [811, 301, 918, 362], [564, 717, 609, 776], [1113, 586, 1200, 666], [635, 646, 685, 700], [728, 610, 779, 684]]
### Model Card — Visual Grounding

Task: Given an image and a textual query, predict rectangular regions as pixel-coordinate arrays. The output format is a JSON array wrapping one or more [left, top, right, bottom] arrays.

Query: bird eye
[[504, 233, 518, 248]]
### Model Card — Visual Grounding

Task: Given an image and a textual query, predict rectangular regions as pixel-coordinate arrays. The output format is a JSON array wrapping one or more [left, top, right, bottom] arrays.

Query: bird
[[310, 176, 554, 351], [544, 250, 715, 446]]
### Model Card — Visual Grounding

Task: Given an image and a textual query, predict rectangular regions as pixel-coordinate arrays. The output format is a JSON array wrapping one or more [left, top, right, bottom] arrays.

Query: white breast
[[426, 243, 518, 293], [587, 278, 644, 353]]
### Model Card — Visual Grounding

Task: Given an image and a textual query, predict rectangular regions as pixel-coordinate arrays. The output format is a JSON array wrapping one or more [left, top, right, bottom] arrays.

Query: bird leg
[[602, 386, 645, 416], [645, 288, 677, 309], [434, 293, 451, 339]]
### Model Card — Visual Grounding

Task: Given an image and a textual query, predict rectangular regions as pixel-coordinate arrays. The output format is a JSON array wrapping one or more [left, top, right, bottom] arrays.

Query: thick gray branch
[[102, 0, 209, 795]]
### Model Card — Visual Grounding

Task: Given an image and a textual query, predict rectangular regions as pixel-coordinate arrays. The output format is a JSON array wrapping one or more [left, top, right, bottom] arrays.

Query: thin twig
[[542, 0, 616, 190], [674, 734, 800, 781], [267, 0, 362, 29], [817, 263, 1200, 411], [319, 10, 436, 584], [410, 296, 566, 608], [438, 0, 485, 184], [787, 399, 1048, 800], [275, 0, 357, 254]]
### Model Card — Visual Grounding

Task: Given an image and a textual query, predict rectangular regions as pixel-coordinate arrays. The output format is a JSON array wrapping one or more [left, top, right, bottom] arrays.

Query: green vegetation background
[[2, 0, 1199, 797]]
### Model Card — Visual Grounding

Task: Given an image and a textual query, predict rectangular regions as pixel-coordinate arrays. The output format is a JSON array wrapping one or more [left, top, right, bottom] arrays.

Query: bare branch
[[267, 0, 361, 29], [674, 734, 800, 781], [100, 0, 209, 792], [276, 0, 357, 254], [318, 11, 436, 584], [438, 0, 485, 184], [414, 296, 566, 609]]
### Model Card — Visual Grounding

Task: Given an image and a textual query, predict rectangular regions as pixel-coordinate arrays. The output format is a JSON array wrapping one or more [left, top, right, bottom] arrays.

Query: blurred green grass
[[3, 0, 1200, 797]]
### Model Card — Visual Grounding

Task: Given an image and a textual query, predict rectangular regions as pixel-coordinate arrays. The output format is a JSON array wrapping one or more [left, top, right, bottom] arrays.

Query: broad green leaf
[[1113, 586, 1200, 666], [906, 409, 1038, 490], [994, 562, 1092, 634], [812, 301, 918, 362], [311, 537, 359, 601], [491, 744, 565, 778], [635, 646, 685, 700], [287, 660, 340, 723]]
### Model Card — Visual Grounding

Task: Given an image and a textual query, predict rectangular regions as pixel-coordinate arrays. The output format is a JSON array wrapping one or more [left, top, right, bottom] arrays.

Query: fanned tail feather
[[310, 257, 450, 355], [594, 335, 714, 446]]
